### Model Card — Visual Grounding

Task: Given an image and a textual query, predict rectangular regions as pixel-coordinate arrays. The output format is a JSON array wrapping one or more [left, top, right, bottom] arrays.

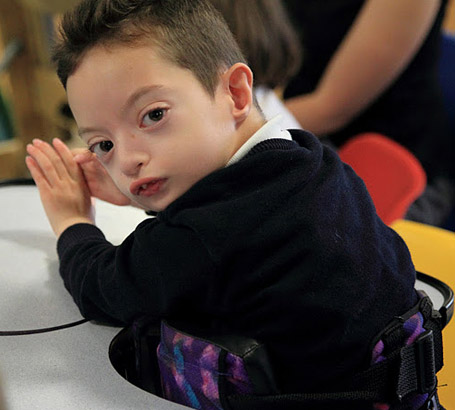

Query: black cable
[[0, 181, 89, 336], [0, 319, 89, 336]]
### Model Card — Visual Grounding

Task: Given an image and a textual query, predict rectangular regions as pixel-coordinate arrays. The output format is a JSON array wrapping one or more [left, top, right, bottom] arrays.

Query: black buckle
[[415, 330, 437, 395], [416, 272, 454, 329], [397, 330, 436, 400]]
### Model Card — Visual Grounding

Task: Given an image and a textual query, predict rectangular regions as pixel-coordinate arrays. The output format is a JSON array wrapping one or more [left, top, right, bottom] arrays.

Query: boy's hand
[[26, 138, 95, 237], [72, 148, 132, 206]]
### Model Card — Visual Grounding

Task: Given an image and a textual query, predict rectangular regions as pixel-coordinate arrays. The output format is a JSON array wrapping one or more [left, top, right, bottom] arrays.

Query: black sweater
[[57, 129, 417, 392]]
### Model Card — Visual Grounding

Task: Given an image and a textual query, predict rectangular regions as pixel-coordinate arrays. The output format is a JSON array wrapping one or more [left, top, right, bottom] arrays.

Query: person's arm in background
[[285, 0, 441, 136]]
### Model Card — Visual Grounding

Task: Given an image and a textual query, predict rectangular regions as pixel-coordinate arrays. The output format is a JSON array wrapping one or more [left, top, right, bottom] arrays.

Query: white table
[[0, 183, 189, 409]]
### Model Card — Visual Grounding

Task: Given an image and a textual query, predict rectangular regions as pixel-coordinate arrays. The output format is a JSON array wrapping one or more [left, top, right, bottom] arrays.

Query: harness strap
[[109, 274, 451, 410], [227, 296, 445, 410], [398, 330, 436, 398]]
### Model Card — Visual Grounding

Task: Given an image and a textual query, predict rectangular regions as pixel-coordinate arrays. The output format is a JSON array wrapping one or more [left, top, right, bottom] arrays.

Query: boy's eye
[[90, 140, 114, 157], [142, 108, 167, 127]]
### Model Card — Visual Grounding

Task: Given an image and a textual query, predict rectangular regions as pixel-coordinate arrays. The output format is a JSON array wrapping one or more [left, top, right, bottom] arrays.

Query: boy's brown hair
[[209, 0, 302, 89], [53, 0, 247, 96]]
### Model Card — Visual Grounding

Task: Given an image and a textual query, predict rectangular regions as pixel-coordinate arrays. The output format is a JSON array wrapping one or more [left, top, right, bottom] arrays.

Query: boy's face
[[67, 44, 243, 212]]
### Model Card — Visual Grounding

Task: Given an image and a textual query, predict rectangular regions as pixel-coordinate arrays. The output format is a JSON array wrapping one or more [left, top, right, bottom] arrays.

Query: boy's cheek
[[103, 167, 125, 192]]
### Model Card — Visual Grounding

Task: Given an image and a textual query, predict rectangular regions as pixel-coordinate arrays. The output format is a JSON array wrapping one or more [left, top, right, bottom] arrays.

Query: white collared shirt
[[226, 116, 292, 166]]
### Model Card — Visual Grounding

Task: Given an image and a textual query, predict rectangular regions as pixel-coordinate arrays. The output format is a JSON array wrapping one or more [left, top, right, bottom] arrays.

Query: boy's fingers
[[31, 139, 68, 180], [52, 138, 82, 179], [74, 150, 96, 164], [25, 156, 50, 190], [26, 143, 62, 187]]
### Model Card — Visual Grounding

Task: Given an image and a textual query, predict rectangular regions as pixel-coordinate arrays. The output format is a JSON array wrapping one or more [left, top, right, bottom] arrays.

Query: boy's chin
[[143, 201, 169, 214]]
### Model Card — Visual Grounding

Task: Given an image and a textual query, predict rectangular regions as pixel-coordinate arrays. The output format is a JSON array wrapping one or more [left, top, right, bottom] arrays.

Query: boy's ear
[[221, 63, 254, 123]]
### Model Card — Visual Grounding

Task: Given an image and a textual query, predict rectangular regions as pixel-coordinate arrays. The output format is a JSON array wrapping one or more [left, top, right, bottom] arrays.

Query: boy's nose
[[117, 139, 150, 176]]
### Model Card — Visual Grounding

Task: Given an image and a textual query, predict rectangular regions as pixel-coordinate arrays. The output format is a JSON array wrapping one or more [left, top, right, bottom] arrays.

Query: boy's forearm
[[54, 217, 95, 238], [57, 223, 127, 325], [56, 222, 156, 326]]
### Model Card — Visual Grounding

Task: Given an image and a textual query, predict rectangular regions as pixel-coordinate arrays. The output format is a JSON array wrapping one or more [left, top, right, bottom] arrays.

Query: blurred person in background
[[284, 0, 454, 227], [210, 0, 302, 129]]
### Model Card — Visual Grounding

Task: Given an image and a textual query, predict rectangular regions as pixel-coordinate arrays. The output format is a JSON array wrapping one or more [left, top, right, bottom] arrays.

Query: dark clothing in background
[[283, 0, 454, 182]]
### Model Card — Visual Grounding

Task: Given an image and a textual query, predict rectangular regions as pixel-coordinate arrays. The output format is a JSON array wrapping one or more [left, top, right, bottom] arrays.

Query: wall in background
[[0, 0, 75, 179], [444, 0, 455, 33]]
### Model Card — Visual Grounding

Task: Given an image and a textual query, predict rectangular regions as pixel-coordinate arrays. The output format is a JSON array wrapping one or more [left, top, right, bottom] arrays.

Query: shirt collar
[[226, 115, 292, 166]]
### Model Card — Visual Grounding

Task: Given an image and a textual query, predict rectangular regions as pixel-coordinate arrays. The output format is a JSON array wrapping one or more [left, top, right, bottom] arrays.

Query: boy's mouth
[[130, 178, 166, 197]]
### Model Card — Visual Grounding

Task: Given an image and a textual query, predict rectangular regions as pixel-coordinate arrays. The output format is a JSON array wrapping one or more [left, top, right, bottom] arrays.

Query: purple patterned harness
[[109, 283, 451, 410], [157, 322, 255, 409]]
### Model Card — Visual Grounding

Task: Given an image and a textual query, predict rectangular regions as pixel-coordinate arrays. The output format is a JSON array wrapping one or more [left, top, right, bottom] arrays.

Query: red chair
[[338, 133, 426, 225]]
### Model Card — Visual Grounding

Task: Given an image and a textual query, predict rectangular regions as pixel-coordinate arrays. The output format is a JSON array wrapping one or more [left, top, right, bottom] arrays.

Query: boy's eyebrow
[[121, 85, 166, 114], [77, 127, 107, 138], [78, 126, 109, 138], [77, 85, 166, 137]]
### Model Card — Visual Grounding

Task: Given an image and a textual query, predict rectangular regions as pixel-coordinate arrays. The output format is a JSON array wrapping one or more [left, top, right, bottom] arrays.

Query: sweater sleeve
[[56, 220, 215, 326]]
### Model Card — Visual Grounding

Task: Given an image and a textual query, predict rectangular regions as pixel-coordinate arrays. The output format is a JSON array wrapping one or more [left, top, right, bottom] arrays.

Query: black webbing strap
[[227, 390, 375, 410], [227, 296, 444, 410], [397, 330, 436, 399], [227, 336, 439, 410], [418, 295, 444, 372]]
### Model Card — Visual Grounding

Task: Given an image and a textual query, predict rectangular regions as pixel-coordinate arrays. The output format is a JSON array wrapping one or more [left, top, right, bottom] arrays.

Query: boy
[[26, 0, 420, 405]]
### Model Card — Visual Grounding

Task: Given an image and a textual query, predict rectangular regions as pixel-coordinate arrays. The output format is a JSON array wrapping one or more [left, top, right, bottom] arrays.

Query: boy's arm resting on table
[[285, 0, 441, 136], [26, 138, 95, 237], [56, 219, 215, 325], [26, 139, 212, 325]]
